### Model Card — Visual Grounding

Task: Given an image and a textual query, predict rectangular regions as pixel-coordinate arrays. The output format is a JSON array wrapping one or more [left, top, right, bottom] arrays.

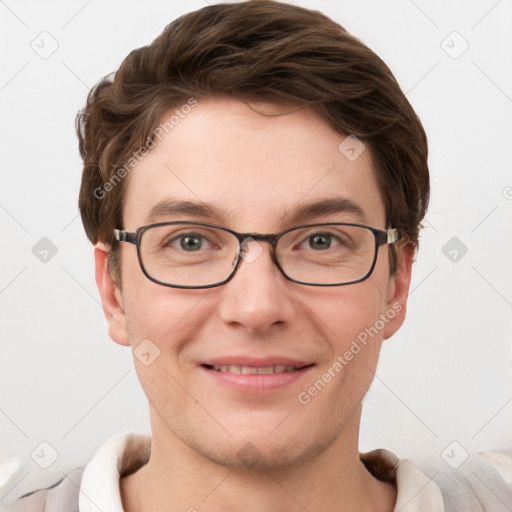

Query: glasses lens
[[140, 224, 239, 287], [277, 224, 376, 285]]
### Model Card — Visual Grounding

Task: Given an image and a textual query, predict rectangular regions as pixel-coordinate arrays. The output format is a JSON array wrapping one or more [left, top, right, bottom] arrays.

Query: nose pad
[[238, 237, 265, 265]]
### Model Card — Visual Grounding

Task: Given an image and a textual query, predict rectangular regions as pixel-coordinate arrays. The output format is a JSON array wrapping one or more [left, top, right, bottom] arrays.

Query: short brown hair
[[77, 0, 429, 284]]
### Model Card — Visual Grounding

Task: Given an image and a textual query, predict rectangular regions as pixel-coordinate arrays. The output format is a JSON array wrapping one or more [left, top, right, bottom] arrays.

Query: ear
[[383, 241, 415, 340], [94, 243, 130, 346]]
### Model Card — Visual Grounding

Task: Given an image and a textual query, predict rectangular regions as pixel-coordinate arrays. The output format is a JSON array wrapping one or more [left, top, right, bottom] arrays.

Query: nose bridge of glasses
[[238, 232, 277, 249], [235, 233, 279, 267]]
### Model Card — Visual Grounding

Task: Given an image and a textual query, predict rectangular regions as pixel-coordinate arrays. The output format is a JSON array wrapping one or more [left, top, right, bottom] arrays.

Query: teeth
[[211, 364, 299, 374]]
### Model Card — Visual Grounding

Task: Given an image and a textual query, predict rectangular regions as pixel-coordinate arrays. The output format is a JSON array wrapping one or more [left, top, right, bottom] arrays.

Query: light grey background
[[1, 0, 511, 498]]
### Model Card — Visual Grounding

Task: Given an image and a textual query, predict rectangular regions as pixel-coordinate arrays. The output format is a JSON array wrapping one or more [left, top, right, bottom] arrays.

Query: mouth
[[202, 363, 311, 374], [199, 359, 315, 393]]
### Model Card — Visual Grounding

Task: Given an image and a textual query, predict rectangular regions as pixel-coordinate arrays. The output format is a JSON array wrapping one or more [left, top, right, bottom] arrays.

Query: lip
[[198, 356, 315, 393], [202, 356, 313, 368]]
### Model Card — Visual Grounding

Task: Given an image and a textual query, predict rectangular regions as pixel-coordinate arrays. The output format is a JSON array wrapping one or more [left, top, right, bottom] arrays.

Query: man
[[6, 1, 512, 510]]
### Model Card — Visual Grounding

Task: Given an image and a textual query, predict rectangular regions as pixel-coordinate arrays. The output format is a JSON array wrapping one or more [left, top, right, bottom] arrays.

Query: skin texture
[[95, 98, 414, 512]]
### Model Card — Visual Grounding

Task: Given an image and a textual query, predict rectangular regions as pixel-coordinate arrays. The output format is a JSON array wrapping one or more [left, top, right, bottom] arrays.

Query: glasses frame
[[113, 221, 402, 289]]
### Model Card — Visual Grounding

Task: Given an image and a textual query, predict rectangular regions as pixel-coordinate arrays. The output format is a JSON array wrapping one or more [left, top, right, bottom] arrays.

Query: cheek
[[124, 288, 210, 350], [121, 252, 210, 350], [303, 281, 387, 351], [294, 285, 387, 419], [300, 282, 388, 395], [122, 285, 212, 416]]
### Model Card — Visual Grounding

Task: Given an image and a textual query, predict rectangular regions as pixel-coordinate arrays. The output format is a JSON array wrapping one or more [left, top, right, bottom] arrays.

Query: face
[[96, 98, 413, 470]]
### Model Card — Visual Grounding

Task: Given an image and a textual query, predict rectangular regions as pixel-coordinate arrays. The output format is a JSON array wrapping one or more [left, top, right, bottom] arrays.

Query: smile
[[200, 361, 315, 393], [206, 364, 303, 374]]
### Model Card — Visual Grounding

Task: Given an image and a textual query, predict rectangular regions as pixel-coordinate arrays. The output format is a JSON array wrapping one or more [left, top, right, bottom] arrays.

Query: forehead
[[122, 98, 385, 230]]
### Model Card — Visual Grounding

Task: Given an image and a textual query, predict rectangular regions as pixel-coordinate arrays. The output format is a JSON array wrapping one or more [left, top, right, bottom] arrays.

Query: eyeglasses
[[113, 221, 402, 289]]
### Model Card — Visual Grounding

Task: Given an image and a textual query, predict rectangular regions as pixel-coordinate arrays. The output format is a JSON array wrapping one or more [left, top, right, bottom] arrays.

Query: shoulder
[[3, 467, 84, 512], [434, 451, 512, 512], [2, 432, 149, 512], [362, 447, 512, 511]]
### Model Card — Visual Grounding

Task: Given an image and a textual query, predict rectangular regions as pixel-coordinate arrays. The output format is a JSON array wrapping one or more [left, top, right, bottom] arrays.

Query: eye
[[299, 232, 348, 251], [167, 232, 214, 251], [306, 233, 333, 250]]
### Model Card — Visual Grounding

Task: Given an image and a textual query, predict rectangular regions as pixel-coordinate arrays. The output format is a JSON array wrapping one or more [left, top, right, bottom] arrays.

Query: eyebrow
[[145, 199, 218, 224], [283, 197, 366, 224], [144, 197, 366, 226]]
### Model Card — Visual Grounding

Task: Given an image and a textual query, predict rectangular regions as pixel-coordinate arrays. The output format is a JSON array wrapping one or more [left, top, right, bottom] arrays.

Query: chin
[[224, 435, 335, 471], [183, 418, 340, 472]]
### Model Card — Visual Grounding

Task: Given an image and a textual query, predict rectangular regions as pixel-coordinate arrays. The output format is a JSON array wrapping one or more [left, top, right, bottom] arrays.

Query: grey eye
[[179, 234, 203, 251], [308, 233, 332, 250]]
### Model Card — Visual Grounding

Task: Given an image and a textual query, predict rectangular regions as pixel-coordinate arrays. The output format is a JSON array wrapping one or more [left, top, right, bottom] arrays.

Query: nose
[[217, 240, 297, 334]]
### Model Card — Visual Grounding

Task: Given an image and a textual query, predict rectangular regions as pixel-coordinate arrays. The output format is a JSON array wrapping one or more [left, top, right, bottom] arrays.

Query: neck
[[121, 409, 396, 512]]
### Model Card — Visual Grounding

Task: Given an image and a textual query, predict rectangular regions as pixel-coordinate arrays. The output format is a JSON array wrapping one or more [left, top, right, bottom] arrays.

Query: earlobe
[[94, 243, 130, 347], [383, 242, 415, 340]]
